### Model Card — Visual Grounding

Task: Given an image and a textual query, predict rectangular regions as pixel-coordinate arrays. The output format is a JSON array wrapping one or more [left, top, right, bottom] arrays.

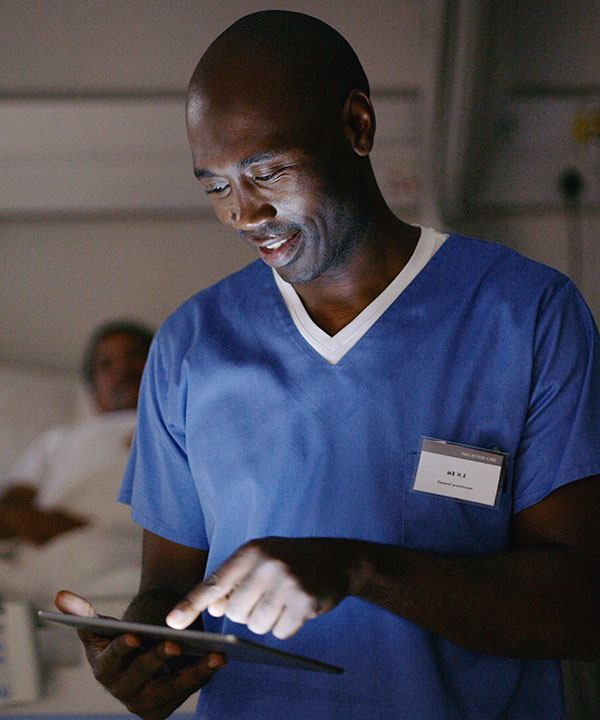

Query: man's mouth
[[262, 236, 289, 251], [242, 227, 302, 268], [259, 230, 298, 252]]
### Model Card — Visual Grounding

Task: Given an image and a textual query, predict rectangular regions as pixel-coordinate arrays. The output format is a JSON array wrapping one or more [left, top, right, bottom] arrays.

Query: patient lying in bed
[[0, 320, 153, 603]]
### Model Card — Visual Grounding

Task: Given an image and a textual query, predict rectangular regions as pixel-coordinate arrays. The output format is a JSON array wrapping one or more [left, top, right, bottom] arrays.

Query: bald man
[[56, 11, 600, 720]]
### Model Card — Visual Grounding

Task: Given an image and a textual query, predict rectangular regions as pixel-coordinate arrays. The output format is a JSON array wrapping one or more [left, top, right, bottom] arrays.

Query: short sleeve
[[119, 328, 208, 549], [513, 279, 600, 512]]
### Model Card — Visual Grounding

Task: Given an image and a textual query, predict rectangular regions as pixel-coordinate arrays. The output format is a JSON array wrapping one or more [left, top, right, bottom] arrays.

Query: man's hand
[[166, 537, 352, 639], [54, 590, 225, 720]]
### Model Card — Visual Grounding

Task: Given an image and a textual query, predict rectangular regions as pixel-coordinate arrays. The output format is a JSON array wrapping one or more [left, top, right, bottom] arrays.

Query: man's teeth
[[265, 237, 288, 250]]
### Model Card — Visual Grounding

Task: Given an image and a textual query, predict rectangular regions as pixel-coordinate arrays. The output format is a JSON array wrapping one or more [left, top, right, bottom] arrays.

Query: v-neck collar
[[236, 232, 455, 417], [272, 226, 448, 365]]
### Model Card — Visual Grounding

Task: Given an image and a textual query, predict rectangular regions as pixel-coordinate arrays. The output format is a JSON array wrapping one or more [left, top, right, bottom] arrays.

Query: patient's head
[[81, 320, 154, 413]]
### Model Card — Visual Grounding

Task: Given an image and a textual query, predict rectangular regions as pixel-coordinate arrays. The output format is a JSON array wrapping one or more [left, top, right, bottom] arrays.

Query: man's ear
[[342, 90, 375, 157]]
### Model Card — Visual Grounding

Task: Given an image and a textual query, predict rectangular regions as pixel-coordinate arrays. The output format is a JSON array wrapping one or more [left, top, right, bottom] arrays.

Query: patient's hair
[[81, 320, 154, 386]]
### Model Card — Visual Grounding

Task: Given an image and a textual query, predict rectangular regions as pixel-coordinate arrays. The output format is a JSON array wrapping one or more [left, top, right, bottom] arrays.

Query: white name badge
[[412, 438, 507, 508]]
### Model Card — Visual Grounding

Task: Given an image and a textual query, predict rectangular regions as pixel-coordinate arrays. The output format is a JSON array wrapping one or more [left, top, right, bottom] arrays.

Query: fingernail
[[124, 634, 141, 648], [207, 655, 225, 669], [166, 609, 186, 627]]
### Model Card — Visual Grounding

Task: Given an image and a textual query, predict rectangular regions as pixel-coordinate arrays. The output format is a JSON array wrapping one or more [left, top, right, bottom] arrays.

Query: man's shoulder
[[178, 259, 266, 313], [444, 233, 570, 295], [153, 260, 268, 349]]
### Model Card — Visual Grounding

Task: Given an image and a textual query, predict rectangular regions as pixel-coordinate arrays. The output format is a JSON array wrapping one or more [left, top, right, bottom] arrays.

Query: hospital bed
[[0, 363, 198, 716]]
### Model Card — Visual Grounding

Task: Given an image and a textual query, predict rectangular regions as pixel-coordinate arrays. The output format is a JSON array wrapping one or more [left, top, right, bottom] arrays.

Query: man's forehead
[[187, 73, 304, 128], [192, 137, 311, 178], [187, 89, 319, 168], [186, 42, 332, 139]]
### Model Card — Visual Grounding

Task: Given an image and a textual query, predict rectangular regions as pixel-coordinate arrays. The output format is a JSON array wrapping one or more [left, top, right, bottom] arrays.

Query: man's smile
[[263, 236, 289, 250], [260, 230, 299, 251]]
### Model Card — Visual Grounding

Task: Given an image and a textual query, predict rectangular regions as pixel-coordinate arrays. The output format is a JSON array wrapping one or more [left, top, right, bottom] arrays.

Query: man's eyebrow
[[237, 151, 285, 169], [193, 151, 287, 179]]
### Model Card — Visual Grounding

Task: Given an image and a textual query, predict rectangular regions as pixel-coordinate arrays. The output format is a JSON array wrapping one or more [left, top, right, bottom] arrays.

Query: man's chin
[[274, 260, 324, 286], [101, 392, 139, 413]]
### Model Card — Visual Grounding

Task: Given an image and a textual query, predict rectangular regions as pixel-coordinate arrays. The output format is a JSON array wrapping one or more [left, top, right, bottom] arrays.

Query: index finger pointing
[[166, 545, 261, 629]]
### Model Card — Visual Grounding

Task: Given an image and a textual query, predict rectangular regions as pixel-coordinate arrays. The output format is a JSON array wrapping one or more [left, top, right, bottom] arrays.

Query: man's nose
[[226, 185, 276, 230], [111, 357, 137, 380]]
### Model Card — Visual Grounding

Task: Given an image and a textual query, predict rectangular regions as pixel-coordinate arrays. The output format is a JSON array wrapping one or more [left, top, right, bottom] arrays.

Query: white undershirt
[[273, 225, 448, 365]]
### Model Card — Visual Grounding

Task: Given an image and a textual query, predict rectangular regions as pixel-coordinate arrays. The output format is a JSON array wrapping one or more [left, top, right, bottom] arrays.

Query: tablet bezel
[[37, 611, 343, 674]]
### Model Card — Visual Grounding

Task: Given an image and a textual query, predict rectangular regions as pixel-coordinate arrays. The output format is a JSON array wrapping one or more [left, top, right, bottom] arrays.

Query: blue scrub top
[[120, 235, 600, 720]]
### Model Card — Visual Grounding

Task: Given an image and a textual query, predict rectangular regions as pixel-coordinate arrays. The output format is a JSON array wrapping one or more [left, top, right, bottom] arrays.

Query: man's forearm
[[160, 478, 600, 657], [345, 540, 599, 660]]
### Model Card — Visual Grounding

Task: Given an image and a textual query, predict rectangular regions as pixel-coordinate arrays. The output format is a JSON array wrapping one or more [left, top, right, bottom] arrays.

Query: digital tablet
[[37, 611, 343, 675]]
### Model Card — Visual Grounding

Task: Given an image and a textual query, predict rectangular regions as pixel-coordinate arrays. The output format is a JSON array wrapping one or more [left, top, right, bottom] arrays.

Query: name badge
[[412, 438, 507, 508]]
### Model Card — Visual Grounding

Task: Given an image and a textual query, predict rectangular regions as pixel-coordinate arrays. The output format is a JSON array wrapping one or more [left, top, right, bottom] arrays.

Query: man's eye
[[254, 167, 289, 182], [205, 183, 228, 196]]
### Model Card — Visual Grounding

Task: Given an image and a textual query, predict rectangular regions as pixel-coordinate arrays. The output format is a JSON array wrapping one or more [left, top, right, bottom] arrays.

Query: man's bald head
[[188, 11, 370, 126], [185, 11, 380, 286]]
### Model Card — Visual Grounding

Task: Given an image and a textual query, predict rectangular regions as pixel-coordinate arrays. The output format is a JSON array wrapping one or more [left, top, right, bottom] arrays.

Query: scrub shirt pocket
[[403, 452, 514, 556]]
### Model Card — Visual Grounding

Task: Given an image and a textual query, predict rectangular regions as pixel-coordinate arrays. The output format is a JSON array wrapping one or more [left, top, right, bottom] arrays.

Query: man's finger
[[246, 589, 285, 635], [166, 546, 261, 629], [54, 589, 141, 670], [166, 586, 223, 629], [221, 558, 285, 624], [145, 653, 226, 718], [107, 641, 183, 701], [54, 589, 98, 618], [53, 589, 111, 650], [271, 596, 316, 639]]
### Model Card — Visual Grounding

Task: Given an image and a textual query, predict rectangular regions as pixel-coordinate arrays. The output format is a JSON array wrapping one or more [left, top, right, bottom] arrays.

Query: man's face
[[186, 85, 369, 286], [91, 332, 148, 413]]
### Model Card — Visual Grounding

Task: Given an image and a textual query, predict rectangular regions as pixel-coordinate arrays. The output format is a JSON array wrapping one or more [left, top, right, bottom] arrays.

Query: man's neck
[[292, 216, 420, 336]]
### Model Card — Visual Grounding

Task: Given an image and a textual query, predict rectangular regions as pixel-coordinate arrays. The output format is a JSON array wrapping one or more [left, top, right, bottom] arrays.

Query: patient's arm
[[0, 482, 88, 545], [0, 484, 38, 540]]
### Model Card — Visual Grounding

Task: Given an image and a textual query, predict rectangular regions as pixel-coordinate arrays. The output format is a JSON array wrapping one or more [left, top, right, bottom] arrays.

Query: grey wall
[[459, 0, 600, 321]]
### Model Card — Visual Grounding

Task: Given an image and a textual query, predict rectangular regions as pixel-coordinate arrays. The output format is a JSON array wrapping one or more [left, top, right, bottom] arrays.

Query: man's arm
[[123, 529, 210, 624], [55, 530, 225, 720], [167, 475, 600, 660], [350, 474, 600, 659]]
